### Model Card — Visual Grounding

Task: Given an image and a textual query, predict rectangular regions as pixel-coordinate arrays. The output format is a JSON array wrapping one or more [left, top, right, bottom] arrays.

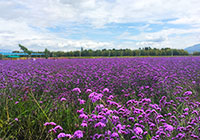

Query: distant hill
[[185, 44, 200, 54]]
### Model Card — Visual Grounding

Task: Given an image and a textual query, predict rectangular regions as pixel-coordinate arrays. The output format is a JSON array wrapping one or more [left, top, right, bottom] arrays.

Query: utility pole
[[80, 47, 83, 57], [139, 48, 141, 56]]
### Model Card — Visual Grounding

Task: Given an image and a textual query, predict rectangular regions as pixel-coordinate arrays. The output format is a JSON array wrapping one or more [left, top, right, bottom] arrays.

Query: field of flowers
[[0, 57, 200, 140]]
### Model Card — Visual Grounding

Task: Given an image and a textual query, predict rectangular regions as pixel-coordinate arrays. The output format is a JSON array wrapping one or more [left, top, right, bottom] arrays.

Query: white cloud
[[0, 0, 200, 50], [0, 18, 113, 51], [1, 0, 200, 28], [117, 27, 200, 49]]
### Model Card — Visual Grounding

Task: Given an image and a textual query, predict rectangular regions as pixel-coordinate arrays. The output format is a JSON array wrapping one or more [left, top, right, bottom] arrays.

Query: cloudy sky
[[0, 0, 200, 51]]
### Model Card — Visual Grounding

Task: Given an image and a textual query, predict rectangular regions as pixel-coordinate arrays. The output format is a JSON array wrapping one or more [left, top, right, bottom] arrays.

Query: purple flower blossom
[[78, 99, 86, 104], [77, 108, 84, 114], [57, 133, 66, 138], [89, 92, 103, 103], [79, 113, 88, 119], [72, 88, 81, 94], [86, 89, 92, 93], [183, 91, 192, 96], [95, 122, 106, 128], [15, 118, 19, 121], [60, 97, 66, 101], [54, 125, 63, 131], [103, 88, 109, 93], [57, 133, 72, 138], [111, 132, 119, 138], [134, 127, 143, 135], [81, 122, 88, 127], [164, 123, 174, 132], [73, 130, 83, 138], [44, 122, 57, 126]]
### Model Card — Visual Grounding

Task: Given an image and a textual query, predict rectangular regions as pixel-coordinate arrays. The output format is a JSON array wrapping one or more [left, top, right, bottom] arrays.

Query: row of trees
[[3, 44, 197, 60], [193, 52, 200, 56], [51, 47, 189, 57]]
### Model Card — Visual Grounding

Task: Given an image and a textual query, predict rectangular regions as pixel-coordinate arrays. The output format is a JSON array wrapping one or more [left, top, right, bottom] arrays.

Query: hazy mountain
[[185, 44, 200, 54]]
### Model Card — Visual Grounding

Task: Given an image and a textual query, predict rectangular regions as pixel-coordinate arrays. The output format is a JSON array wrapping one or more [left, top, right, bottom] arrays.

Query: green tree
[[0, 54, 3, 60], [19, 44, 32, 57], [193, 51, 200, 56], [44, 48, 50, 59]]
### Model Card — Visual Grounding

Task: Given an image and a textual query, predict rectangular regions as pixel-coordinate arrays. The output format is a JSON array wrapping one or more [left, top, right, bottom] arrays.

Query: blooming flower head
[[54, 125, 63, 131], [72, 88, 81, 94], [78, 99, 86, 104], [86, 89, 92, 93], [44, 122, 57, 126], [57, 133, 66, 138], [57, 133, 72, 139], [103, 88, 109, 93], [77, 108, 84, 114], [89, 92, 103, 103], [164, 123, 174, 132], [95, 122, 106, 128], [15, 118, 19, 121], [134, 127, 143, 135], [111, 132, 119, 138], [81, 122, 88, 127], [79, 113, 88, 119], [60, 97, 66, 101], [183, 91, 192, 96], [73, 130, 83, 138]]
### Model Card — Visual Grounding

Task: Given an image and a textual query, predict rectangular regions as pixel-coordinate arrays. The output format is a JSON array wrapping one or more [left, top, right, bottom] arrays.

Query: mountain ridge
[[184, 44, 200, 54]]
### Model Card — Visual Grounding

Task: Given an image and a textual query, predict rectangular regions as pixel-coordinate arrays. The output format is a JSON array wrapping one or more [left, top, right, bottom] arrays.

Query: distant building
[[0, 52, 45, 59], [0, 52, 44, 57]]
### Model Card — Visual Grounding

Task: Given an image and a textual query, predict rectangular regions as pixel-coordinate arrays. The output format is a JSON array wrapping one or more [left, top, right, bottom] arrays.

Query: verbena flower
[[183, 91, 192, 96], [164, 123, 174, 132], [60, 97, 66, 101], [134, 127, 143, 135], [15, 118, 19, 121], [81, 122, 88, 127], [72, 88, 81, 94], [73, 130, 83, 138], [44, 122, 56, 126], [78, 99, 86, 104], [111, 132, 119, 138], [89, 92, 103, 103], [79, 113, 88, 119], [95, 122, 106, 128], [15, 101, 19, 104]]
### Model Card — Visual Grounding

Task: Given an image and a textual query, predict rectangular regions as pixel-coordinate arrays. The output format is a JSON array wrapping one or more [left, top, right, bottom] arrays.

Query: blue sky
[[0, 0, 200, 51]]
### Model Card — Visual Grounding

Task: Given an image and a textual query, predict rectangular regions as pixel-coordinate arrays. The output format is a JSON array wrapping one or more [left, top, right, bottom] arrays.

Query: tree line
[[1, 45, 198, 60], [51, 47, 189, 57]]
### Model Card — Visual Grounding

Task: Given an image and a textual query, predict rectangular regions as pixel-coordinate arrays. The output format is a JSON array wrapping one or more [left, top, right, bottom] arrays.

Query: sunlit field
[[0, 57, 200, 140]]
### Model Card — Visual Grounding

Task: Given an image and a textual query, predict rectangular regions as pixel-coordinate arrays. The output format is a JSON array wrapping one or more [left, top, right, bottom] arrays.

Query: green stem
[[29, 91, 50, 122], [6, 97, 10, 121]]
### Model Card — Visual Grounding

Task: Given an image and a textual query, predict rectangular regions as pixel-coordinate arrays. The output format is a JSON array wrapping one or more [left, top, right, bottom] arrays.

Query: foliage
[[193, 51, 200, 56], [51, 47, 189, 57], [19, 44, 32, 57], [0, 54, 3, 60], [44, 48, 50, 59]]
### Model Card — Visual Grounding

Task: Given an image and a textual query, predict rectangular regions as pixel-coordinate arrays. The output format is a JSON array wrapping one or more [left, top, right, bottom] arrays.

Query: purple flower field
[[0, 57, 200, 140]]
